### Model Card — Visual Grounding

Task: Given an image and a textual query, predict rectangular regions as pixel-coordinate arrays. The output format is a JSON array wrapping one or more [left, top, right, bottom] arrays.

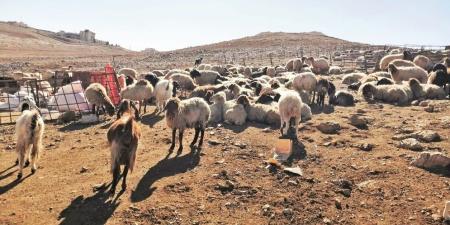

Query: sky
[[1, 0, 449, 51]]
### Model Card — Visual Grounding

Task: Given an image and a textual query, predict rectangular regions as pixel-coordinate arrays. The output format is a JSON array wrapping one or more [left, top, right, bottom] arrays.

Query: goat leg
[[169, 129, 176, 152]]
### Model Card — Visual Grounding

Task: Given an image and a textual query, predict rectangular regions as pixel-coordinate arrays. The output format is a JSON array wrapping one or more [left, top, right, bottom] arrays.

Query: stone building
[[79, 29, 95, 42]]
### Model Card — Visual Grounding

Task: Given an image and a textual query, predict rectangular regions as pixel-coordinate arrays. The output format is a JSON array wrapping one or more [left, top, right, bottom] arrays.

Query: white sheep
[[408, 78, 446, 100], [107, 99, 141, 195], [165, 69, 190, 79], [306, 57, 330, 74], [413, 55, 432, 71], [293, 58, 303, 72], [120, 79, 154, 114], [84, 83, 116, 117], [208, 92, 226, 123], [222, 98, 247, 126], [328, 66, 343, 75], [237, 95, 280, 126], [389, 59, 416, 68], [169, 73, 197, 95], [388, 64, 428, 84], [190, 69, 226, 85], [300, 103, 312, 122], [359, 82, 412, 105], [285, 59, 295, 71], [291, 72, 317, 103], [117, 68, 138, 79], [165, 97, 210, 152], [278, 90, 302, 138], [379, 51, 413, 70], [15, 97, 45, 179]]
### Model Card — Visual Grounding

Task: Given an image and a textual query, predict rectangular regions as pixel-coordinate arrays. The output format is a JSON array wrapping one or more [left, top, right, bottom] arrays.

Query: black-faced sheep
[[84, 83, 116, 117], [165, 97, 210, 153], [107, 99, 141, 195], [120, 79, 154, 115], [190, 69, 227, 85], [409, 78, 446, 100], [359, 82, 412, 105], [237, 95, 280, 126], [329, 90, 355, 106], [15, 96, 44, 179], [427, 69, 448, 89]]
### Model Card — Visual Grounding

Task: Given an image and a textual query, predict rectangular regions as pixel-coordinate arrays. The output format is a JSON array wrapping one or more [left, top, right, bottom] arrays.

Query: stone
[[80, 167, 88, 173], [323, 218, 332, 224], [335, 198, 342, 209], [411, 152, 450, 170], [57, 111, 77, 123], [349, 114, 368, 128], [283, 208, 293, 218], [208, 140, 222, 146], [419, 100, 430, 107], [317, 122, 341, 134], [414, 130, 440, 143], [397, 138, 423, 151], [359, 143, 373, 151]]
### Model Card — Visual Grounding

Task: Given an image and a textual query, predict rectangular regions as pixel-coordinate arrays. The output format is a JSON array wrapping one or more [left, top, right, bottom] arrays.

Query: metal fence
[[0, 69, 121, 125]]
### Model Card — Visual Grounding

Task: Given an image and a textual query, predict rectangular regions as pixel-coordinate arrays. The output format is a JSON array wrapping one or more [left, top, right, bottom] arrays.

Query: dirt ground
[[0, 97, 449, 224]]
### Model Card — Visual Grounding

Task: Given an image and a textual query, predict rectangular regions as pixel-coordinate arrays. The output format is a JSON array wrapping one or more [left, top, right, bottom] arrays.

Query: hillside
[[0, 21, 133, 58]]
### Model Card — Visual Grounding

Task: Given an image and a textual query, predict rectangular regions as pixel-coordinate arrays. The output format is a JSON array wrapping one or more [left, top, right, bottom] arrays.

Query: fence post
[[269, 53, 273, 66]]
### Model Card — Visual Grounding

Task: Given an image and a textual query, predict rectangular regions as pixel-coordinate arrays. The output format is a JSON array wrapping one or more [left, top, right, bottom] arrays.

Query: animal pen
[[0, 66, 121, 125]]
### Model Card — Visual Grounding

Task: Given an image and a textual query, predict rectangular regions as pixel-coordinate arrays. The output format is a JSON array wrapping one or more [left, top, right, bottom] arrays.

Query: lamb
[[314, 78, 336, 107], [15, 96, 45, 179], [107, 99, 141, 195], [278, 91, 302, 138], [165, 97, 210, 153], [144, 74, 180, 112], [120, 79, 154, 114], [388, 64, 428, 84], [305, 57, 330, 74], [329, 90, 355, 106], [409, 78, 446, 100], [208, 92, 226, 123], [237, 95, 280, 126], [84, 83, 116, 117], [359, 82, 412, 105], [379, 51, 414, 70], [413, 55, 432, 71], [223, 98, 247, 126], [190, 69, 227, 85]]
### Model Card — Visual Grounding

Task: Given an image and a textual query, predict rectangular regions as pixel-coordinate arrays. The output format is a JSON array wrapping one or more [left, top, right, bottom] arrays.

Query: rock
[[397, 138, 423, 151], [357, 180, 378, 191], [339, 189, 352, 197], [415, 130, 440, 143], [288, 180, 298, 186], [80, 167, 88, 173], [443, 201, 450, 221], [411, 100, 420, 106], [335, 198, 342, 209], [419, 100, 430, 107], [332, 179, 353, 190], [411, 152, 450, 170], [284, 167, 303, 176], [356, 109, 366, 114], [208, 140, 222, 146], [359, 143, 373, 151], [58, 111, 77, 123], [216, 180, 235, 193], [283, 208, 293, 218], [317, 122, 341, 134], [431, 214, 441, 221], [323, 217, 332, 224], [5, 145, 13, 150], [349, 114, 368, 128]]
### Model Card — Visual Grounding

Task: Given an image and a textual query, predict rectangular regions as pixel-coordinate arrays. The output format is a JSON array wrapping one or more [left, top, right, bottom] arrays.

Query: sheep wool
[[388, 64, 428, 84]]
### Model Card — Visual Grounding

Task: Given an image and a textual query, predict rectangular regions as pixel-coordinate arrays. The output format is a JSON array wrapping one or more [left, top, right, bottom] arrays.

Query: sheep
[[285, 59, 295, 71], [293, 58, 303, 72], [342, 73, 366, 85], [413, 55, 432, 71], [107, 99, 141, 195], [165, 97, 210, 153], [208, 92, 226, 123], [314, 78, 336, 107], [117, 68, 138, 79], [359, 82, 412, 105], [169, 73, 197, 94], [251, 67, 268, 78], [266, 67, 276, 77], [376, 77, 394, 85], [409, 78, 446, 100], [300, 103, 312, 122], [255, 92, 281, 105], [379, 51, 414, 70], [15, 97, 44, 179], [190, 69, 227, 85], [84, 83, 116, 117], [328, 66, 343, 75], [243, 67, 252, 77], [291, 72, 318, 104], [120, 79, 154, 114], [144, 74, 180, 112], [369, 71, 392, 79], [389, 59, 416, 68], [388, 64, 428, 84], [329, 90, 355, 106], [278, 90, 302, 138], [227, 83, 253, 99], [222, 98, 247, 126], [305, 57, 330, 74], [165, 69, 189, 79], [237, 95, 280, 126], [190, 84, 226, 100], [427, 69, 448, 88], [152, 70, 165, 77]]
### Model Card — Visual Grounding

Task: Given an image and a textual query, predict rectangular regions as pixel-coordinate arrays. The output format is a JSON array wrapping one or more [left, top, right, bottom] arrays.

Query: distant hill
[[0, 21, 134, 58]]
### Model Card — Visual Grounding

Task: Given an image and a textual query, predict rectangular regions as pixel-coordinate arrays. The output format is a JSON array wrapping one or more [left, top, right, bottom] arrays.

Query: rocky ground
[[0, 98, 449, 225]]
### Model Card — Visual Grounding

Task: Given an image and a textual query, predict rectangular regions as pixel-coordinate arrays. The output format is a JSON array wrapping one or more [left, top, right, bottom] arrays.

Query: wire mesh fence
[[0, 68, 120, 125]]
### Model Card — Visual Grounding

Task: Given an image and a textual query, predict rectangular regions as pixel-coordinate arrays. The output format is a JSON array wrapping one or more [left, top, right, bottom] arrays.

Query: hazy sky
[[1, 0, 449, 51]]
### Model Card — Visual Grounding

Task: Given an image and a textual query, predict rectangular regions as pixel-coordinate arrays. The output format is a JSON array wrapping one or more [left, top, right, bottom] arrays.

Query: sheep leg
[[190, 128, 200, 147], [143, 100, 147, 113], [92, 104, 96, 115], [110, 165, 120, 196], [16, 158, 30, 167], [198, 128, 205, 147], [16, 144, 25, 179], [177, 130, 184, 153], [280, 121, 286, 136], [169, 129, 176, 152], [121, 165, 129, 191], [30, 143, 40, 174], [138, 101, 142, 115]]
